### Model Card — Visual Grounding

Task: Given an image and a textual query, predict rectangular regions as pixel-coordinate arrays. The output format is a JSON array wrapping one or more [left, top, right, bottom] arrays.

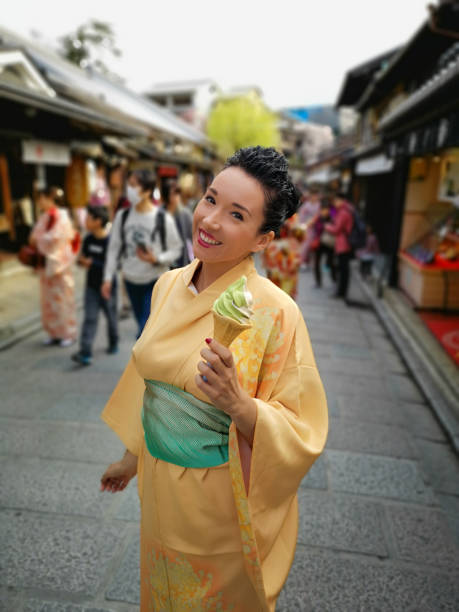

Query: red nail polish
[[205, 338, 212, 344]]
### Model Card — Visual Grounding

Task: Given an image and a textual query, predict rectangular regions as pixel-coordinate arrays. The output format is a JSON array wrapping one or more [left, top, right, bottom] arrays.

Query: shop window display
[[404, 210, 459, 269]]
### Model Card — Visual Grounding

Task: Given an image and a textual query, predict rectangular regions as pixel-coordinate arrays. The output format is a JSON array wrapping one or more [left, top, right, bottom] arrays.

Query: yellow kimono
[[102, 256, 328, 611]]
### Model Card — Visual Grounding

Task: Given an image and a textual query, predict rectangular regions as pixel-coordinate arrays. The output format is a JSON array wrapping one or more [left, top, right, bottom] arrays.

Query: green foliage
[[59, 20, 121, 78], [207, 93, 280, 159]]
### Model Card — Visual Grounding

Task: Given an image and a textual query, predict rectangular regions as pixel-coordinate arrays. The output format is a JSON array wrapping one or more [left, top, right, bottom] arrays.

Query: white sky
[[3, 0, 429, 109]]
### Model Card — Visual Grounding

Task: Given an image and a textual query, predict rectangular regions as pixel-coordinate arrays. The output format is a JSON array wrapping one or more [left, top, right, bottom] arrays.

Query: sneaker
[[71, 352, 92, 366], [106, 345, 119, 355], [59, 338, 75, 348], [119, 306, 131, 320], [42, 337, 60, 346]]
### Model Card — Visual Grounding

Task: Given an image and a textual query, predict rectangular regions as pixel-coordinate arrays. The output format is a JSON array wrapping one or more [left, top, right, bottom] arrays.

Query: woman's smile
[[198, 228, 222, 247]]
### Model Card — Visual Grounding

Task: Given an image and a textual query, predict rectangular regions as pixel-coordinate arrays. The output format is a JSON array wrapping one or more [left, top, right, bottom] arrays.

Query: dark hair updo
[[132, 169, 156, 195], [86, 204, 109, 227], [39, 186, 65, 207], [224, 146, 300, 235]]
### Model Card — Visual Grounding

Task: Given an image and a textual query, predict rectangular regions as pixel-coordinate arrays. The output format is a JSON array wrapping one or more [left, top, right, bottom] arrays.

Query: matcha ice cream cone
[[212, 276, 254, 347], [212, 311, 252, 347]]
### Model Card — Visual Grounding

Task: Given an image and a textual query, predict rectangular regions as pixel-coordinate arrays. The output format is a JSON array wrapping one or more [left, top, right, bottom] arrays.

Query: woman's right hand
[[100, 450, 138, 493]]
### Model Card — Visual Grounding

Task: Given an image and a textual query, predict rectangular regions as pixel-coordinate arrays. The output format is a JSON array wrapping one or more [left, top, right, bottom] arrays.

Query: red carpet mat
[[419, 312, 459, 367]]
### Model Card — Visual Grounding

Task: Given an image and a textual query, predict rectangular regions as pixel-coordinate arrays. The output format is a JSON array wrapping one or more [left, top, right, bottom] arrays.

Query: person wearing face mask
[[102, 170, 183, 337]]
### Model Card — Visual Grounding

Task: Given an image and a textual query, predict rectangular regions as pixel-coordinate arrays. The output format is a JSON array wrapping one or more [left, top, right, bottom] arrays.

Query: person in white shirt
[[101, 170, 182, 337]]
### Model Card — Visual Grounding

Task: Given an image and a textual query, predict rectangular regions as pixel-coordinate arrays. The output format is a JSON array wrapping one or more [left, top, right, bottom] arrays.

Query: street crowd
[[24, 164, 381, 368]]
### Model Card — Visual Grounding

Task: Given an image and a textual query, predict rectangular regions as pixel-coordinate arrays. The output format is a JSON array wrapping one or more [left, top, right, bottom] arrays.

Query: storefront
[[352, 149, 409, 286], [398, 149, 459, 310]]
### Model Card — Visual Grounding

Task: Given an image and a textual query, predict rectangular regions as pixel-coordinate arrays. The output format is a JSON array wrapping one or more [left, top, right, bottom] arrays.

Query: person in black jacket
[[72, 206, 118, 366]]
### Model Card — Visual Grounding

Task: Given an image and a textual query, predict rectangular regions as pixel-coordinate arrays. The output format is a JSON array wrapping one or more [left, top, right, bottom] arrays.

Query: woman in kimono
[[30, 186, 78, 347], [100, 146, 328, 611], [262, 212, 305, 299]]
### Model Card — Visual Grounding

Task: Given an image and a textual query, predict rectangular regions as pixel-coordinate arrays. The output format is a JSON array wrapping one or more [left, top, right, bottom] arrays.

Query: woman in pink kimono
[[30, 186, 79, 347]]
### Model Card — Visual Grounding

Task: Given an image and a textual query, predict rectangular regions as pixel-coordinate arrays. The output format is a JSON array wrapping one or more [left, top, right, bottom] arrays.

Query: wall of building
[[400, 155, 452, 250]]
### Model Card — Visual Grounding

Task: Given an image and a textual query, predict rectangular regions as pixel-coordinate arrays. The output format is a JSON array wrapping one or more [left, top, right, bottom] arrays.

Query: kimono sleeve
[[249, 309, 328, 509], [100, 355, 145, 456]]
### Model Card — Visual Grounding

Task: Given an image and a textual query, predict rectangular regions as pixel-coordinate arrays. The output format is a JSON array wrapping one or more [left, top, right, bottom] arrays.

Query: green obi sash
[[142, 379, 232, 468]]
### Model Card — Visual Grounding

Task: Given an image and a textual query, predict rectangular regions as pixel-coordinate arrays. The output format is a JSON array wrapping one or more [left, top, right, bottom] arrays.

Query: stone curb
[[354, 273, 459, 455]]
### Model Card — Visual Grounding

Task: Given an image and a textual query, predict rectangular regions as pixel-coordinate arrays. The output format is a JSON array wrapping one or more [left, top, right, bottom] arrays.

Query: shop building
[[0, 27, 216, 253], [335, 1, 459, 304]]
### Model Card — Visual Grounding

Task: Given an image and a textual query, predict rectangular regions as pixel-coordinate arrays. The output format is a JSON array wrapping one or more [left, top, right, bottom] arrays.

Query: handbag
[[320, 231, 335, 249], [18, 245, 45, 268]]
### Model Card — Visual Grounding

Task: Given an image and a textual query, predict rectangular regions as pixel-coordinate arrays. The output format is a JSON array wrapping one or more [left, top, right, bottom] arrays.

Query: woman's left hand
[[195, 338, 257, 445]]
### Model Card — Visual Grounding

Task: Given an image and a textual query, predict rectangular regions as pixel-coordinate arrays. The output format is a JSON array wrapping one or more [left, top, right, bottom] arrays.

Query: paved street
[[1, 268, 459, 612]]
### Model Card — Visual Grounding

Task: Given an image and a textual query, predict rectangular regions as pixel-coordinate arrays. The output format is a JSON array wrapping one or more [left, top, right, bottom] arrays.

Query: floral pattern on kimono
[[101, 256, 328, 611]]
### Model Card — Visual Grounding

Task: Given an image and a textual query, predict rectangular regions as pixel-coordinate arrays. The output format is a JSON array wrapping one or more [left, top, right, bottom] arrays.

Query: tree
[[59, 20, 122, 79], [207, 92, 280, 159]]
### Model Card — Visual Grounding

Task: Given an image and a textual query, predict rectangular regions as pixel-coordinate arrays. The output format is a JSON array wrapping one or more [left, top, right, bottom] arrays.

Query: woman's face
[[38, 194, 52, 213], [192, 167, 273, 266]]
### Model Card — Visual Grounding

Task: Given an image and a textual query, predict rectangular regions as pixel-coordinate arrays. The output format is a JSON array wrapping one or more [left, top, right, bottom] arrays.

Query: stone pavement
[[1, 268, 459, 612], [0, 263, 86, 349]]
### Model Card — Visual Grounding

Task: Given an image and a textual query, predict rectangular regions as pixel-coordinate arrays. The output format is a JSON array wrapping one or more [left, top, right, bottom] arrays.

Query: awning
[[0, 81, 147, 138], [379, 55, 459, 131], [355, 153, 394, 176]]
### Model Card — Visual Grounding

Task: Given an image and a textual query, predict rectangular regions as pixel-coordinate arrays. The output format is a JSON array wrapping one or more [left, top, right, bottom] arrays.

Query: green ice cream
[[213, 276, 254, 324]]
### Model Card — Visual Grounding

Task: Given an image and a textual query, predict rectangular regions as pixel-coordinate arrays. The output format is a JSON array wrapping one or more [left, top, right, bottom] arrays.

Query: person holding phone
[[102, 170, 183, 337]]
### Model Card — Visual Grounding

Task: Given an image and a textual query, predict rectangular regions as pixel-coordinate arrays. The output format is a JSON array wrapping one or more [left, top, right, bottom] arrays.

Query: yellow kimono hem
[[101, 256, 328, 611]]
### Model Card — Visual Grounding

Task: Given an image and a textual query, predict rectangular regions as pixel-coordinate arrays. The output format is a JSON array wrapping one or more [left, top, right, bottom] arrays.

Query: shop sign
[[438, 148, 459, 206], [158, 165, 178, 177], [22, 140, 71, 166], [355, 154, 394, 176], [437, 119, 450, 149]]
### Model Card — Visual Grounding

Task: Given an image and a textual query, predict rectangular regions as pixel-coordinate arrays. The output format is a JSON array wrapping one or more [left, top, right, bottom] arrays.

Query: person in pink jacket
[[325, 192, 354, 299]]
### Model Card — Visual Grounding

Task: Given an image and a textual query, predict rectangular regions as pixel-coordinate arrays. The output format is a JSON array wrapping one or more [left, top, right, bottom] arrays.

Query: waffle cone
[[212, 311, 252, 347]]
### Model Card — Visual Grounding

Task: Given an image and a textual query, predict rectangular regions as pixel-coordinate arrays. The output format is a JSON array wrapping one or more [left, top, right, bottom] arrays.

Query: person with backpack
[[101, 170, 182, 337], [325, 191, 354, 300], [161, 179, 194, 268]]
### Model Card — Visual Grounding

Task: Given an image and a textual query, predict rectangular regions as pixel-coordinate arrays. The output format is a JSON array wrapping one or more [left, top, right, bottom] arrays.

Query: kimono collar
[[181, 256, 257, 300]]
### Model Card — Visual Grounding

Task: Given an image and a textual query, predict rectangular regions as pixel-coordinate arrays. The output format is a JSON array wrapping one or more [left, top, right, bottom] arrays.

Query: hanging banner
[[65, 156, 89, 209]]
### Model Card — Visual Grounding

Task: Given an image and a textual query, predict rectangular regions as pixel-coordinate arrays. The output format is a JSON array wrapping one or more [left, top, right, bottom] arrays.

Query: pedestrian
[[101, 170, 182, 338], [89, 159, 111, 208], [99, 146, 328, 611], [29, 186, 79, 347], [325, 191, 354, 299], [312, 199, 337, 288], [161, 178, 194, 267], [262, 212, 304, 299], [298, 185, 321, 267], [356, 224, 380, 278], [71, 206, 118, 366]]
